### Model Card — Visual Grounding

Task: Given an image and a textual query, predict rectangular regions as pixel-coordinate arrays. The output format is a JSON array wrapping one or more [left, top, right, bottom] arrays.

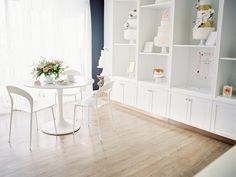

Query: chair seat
[[76, 96, 108, 108], [14, 101, 54, 113]]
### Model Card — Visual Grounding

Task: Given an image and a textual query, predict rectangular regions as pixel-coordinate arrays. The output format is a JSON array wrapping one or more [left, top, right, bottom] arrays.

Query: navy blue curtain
[[90, 0, 104, 90]]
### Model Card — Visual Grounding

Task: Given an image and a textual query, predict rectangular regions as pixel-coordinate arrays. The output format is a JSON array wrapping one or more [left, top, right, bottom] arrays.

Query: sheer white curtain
[[0, 0, 91, 113]]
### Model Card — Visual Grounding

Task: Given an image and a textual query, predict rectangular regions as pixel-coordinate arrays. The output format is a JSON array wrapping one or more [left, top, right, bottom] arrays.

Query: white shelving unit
[[140, 2, 172, 9], [139, 52, 169, 56], [220, 57, 236, 61], [173, 44, 216, 48], [104, 0, 236, 140]]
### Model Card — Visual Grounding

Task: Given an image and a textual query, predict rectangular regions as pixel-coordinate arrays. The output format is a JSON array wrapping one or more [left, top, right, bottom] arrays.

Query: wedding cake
[[154, 9, 170, 53], [193, 0, 215, 45], [124, 9, 137, 44], [97, 48, 109, 76]]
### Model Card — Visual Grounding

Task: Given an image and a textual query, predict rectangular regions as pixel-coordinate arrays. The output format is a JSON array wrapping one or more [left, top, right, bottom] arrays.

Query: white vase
[[45, 75, 54, 84]]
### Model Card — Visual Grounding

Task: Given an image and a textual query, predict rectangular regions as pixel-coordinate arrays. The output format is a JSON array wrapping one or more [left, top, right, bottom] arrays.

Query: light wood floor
[[0, 102, 231, 177]]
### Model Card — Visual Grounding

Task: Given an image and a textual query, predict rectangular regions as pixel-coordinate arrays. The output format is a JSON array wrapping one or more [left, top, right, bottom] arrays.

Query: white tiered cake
[[193, 0, 215, 45], [123, 9, 137, 44], [154, 10, 170, 53]]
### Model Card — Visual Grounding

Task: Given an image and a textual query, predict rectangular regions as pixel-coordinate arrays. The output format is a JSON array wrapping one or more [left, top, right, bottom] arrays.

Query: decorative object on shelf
[[195, 51, 213, 80], [97, 48, 110, 88], [193, 0, 215, 45], [127, 60, 135, 78], [32, 57, 66, 84], [154, 9, 170, 54], [124, 9, 137, 44], [153, 68, 165, 83], [223, 85, 233, 97], [206, 31, 217, 45], [143, 42, 154, 53]]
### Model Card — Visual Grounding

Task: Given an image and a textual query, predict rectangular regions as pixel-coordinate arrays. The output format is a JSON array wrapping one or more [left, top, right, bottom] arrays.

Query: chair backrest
[[6, 86, 33, 110], [63, 69, 81, 76], [95, 81, 114, 98]]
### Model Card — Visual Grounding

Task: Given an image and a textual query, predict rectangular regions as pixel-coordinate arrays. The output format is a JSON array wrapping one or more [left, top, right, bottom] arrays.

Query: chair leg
[[80, 89, 83, 101], [81, 106, 83, 123], [87, 107, 90, 128], [73, 105, 77, 134], [74, 94, 77, 102], [29, 112, 33, 150], [109, 101, 115, 130], [51, 107, 57, 134], [54, 94, 57, 104], [8, 108, 13, 143], [35, 112, 39, 131], [95, 107, 102, 142]]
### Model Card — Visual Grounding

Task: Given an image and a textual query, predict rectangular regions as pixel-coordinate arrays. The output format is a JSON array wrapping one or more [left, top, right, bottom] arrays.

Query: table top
[[24, 78, 94, 90]]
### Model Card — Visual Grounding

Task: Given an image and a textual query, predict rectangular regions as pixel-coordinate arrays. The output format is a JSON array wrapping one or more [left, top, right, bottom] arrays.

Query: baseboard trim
[[112, 101, 236, 145]]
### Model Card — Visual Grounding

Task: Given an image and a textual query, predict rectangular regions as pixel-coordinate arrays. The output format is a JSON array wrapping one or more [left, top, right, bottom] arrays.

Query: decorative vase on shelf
[[193, 0, 215, 45], [45, 75, 54, 84]]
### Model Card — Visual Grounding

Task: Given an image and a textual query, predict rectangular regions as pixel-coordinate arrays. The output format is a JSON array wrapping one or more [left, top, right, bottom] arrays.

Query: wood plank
[[0, 102, 231, 177]]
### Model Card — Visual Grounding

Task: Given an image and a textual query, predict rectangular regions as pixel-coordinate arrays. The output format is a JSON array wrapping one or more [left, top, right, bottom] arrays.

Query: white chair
[[6, 86, 57, 150], [73, 81, 114, 140], [55, 69, 87, 103]]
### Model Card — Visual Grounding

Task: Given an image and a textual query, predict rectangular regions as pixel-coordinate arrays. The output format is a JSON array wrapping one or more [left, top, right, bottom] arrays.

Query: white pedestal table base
[[42, 119, 80, 136]]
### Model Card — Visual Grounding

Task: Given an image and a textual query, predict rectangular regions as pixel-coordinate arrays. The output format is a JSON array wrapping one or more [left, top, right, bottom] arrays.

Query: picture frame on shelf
[[223, 85, 233, 97], [143, 42, 154, 53], [127, 60, 135, 78], [206, 32, 217, 46]]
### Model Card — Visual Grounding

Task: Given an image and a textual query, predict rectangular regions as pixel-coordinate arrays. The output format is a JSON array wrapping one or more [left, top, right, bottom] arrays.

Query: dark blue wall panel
[[90, 0, 104, 90]]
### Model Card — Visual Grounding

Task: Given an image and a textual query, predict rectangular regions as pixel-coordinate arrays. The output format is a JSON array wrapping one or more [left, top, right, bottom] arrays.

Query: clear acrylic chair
[[73, 81, 114, 141], [55, 69, 87, 103], [6, 85, 57, 150]]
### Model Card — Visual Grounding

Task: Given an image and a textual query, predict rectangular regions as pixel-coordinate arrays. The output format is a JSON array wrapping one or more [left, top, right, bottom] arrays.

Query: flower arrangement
[[32, 58, 66, 79]]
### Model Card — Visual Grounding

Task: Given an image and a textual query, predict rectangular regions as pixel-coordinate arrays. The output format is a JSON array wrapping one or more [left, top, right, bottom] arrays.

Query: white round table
[[24, 78, 94, 136]]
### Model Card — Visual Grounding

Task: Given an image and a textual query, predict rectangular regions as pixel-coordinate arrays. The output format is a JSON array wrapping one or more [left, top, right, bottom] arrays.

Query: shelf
[[220, 57, 236, 61], [139, 80, 169, 89], [172, 86, 212, 99], [112, 75, 136, 83], [216, 96, 236, 105], [139, 52, 169, 56], [114, 43, 136, 46], [174, 44, 216, 48], [140, 2, 171, 9]]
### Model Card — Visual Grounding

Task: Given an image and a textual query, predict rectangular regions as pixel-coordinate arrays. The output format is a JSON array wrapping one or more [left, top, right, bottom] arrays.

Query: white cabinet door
[[124, 82, 137, 107], [188, 97, 212, 131], [137, 86, 152, 112], [169, 92, 188, 123], [152, 88, 168, 117], [211, 102, 236, 139], [111, 81, 124, 103]]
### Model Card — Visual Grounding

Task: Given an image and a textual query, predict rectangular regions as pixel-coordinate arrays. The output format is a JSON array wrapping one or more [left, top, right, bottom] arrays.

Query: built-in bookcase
[[105, 0, 236, 140], [108, 0, 235, 98]]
